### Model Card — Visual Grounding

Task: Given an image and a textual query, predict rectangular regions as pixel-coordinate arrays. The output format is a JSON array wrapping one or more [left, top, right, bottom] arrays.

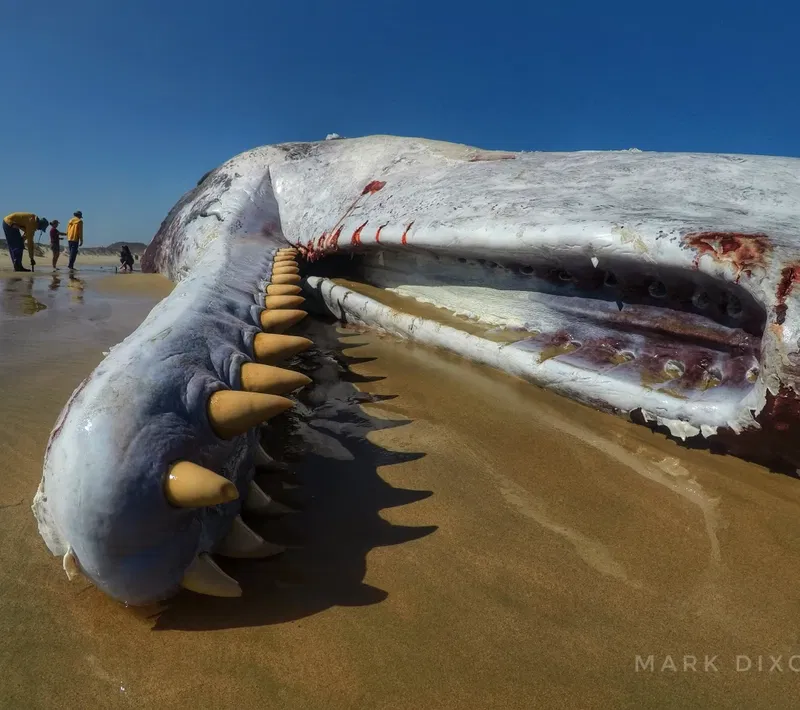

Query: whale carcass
[[32, 135, 800, 605]]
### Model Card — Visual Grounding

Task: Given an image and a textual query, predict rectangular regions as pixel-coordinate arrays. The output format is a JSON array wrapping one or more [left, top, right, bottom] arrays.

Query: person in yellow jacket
[[3, 213, 49, 272], [66, 211, 84, 270]]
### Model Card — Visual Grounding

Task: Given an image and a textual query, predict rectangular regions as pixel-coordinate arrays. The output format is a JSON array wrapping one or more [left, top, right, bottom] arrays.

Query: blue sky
[[3, 0, 798, 245]]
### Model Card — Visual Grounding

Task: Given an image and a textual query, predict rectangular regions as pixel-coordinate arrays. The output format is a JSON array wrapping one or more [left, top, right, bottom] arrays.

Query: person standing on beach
[[66, 211, 83, 270], [49, 220, 67, 269], [2, 213, 48, 272]]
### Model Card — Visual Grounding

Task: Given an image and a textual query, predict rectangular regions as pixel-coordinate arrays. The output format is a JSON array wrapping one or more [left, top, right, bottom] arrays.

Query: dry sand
[[1, 273, 800, 708]]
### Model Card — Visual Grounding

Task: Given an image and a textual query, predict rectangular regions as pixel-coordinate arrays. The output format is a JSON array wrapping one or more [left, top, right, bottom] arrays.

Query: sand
[[2, 274, 800, 708]]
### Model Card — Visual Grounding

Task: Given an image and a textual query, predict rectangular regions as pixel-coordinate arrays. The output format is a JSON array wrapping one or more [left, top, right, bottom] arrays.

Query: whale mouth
[[306, 246, 765, 424]]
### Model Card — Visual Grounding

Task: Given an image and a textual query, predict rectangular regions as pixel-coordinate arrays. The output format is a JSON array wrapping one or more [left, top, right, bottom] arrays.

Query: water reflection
[[2, 277, 47, 316], [68, 275, 85, 303], [49, 274, 61, 291]]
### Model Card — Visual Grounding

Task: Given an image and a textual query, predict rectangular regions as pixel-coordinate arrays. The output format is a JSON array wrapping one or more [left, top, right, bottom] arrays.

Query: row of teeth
[[68, 248, 313, 600], [178, 248, 310, 598]]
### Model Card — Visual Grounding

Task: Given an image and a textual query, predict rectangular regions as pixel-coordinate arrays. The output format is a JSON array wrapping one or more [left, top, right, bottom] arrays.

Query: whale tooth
[[244, 481, 295, 515], [207, 391, 293, 439], [266, 284, 302, 296], [165, 461, 239, 507], [253, 333, 313, 364], [274, 254, 298, 262], [216, 515, 286, 558], [277, 247, 298, 254], [181, 553, 242, 597], [270, 274, 302, 285], [265, 295, 306, 310], [253, 442, 272, 467], [240, 363, 311, 395], [260, 309, 307, 332], [268, 263, 298, 280], [63, 548, 81, 581]]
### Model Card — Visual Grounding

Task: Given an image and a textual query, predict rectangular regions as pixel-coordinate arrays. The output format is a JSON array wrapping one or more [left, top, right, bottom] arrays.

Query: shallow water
[[2, 274, 800, 708]]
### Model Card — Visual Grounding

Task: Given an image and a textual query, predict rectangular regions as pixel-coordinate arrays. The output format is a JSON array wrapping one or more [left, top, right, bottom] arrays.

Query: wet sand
[[0, 254, 127, 275], [2, 275, 800, 708]]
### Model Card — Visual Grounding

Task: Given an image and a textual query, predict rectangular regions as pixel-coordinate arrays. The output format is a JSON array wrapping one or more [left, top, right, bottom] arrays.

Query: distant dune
[[80, 242, 149, 256]]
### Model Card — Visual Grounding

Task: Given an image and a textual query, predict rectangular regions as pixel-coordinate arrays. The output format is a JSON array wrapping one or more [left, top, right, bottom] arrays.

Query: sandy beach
[[2, 273, 800, 708]]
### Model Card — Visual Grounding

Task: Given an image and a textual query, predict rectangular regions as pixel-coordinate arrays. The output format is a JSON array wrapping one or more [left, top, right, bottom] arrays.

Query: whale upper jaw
[[144, 135, 800, 461]]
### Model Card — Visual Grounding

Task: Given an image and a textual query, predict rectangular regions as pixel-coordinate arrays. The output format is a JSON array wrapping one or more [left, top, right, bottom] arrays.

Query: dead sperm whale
[[32, 135, 800, 605]]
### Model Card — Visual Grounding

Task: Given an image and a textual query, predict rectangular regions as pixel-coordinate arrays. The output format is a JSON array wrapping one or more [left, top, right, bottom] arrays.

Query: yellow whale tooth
[[253, 333, 313, 364], [259, 309, 307, 332], [270, 274, 302, 285], [240, 363, 311, 395], [207, 390, 293, 439], [266, 284, 302, 296], [265, 295, 305, 310], [165, 461, 239, 508]]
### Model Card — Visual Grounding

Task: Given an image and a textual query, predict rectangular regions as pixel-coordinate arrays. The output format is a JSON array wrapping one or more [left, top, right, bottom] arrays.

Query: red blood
[[351, 221, 368, 246], [375, 223, 388, 243], [329, 226, 343, 249], [684, 232, 770, 280], [776, 265, 800, 303], [401, 222, 415, 245], [773, 264, 800, 325], [362, 180, 386, 195]]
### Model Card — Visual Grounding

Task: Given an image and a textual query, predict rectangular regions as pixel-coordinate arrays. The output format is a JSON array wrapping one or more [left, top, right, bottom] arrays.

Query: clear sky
[[4, 0, 798, 245]]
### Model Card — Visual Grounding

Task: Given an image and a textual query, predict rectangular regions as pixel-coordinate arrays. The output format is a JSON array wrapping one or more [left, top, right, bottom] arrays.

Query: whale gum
[[2, 272, 800, 708]]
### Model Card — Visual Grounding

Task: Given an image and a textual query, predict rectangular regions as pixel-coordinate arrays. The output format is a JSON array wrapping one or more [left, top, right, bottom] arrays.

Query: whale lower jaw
[[306, 274, 762, 442]]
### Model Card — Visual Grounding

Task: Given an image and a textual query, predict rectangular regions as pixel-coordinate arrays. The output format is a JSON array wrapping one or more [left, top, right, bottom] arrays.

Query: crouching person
[[3, 213, 48, 272]]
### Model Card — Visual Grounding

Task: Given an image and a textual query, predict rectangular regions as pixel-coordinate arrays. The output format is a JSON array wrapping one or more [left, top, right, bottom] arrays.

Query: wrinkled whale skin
[[33, 135, 800, 605]]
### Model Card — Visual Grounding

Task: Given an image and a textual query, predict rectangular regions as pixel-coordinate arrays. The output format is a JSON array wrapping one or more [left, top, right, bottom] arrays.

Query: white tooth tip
[[591, 256, 599, 268], [217, 516, 287, 558], [253, 443, 273, 467], [244, 481, 296, 516], [63, 548, 80, 581]]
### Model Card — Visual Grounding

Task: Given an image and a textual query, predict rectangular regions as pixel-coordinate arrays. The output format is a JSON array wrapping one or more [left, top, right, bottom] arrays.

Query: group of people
[[2, 211, 83, 272]]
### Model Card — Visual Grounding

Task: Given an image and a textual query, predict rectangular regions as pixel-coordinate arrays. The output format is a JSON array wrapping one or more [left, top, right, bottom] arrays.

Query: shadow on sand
[[152, 315, 436, 631]]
